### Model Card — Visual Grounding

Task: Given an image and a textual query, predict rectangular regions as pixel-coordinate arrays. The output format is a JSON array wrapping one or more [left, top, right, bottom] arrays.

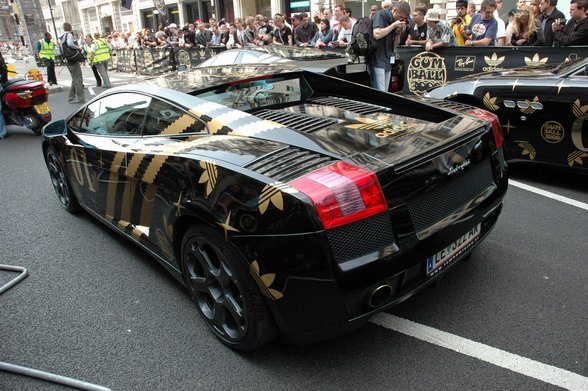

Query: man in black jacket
[[539, 0, 566, 45], [553, 0, 588, 45]]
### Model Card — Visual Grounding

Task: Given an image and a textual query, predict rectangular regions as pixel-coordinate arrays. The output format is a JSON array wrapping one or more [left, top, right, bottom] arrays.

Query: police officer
[[37, 32, 57, 85], [89, 32, 111, 88]]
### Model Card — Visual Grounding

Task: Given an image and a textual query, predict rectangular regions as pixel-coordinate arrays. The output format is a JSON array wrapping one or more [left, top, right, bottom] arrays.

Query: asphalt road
[[0, 66, 587, 390]]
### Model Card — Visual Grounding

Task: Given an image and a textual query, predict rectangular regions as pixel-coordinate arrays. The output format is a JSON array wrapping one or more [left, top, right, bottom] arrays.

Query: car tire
[[181, 225, 278, 351], [46, 146, 80, 213]]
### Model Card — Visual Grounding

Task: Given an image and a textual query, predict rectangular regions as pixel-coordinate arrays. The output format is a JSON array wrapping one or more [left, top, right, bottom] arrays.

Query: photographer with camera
[[451, 0, 472, 46], [552, 0, 588, 45], [538, 0, 566, 45]]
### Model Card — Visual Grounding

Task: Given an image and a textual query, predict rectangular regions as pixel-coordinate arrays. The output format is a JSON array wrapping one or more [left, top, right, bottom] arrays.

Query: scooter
[[1, 78, 52, 135]]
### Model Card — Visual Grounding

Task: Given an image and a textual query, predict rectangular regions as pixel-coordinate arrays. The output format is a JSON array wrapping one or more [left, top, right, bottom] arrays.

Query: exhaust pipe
[[367, 284, 393, 309]]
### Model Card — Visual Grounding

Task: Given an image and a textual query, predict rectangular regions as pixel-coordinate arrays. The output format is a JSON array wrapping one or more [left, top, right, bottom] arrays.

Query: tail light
[[289, 161, 388, 230], [16, 90, 33, 99], [467, 109, 503, 149]]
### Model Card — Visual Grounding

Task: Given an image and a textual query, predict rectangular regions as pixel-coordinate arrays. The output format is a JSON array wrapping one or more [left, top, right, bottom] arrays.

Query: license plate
[[34, 102, 50, 114], [426, 223, 481, 276]]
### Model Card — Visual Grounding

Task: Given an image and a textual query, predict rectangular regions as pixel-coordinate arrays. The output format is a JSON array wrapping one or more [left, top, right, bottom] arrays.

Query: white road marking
[[371, 314, 588, 391], [509, 180, 588, 211]]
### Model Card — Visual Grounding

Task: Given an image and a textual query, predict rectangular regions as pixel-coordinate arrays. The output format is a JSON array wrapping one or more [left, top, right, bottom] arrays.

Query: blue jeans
[[370, 66, 391, 92]]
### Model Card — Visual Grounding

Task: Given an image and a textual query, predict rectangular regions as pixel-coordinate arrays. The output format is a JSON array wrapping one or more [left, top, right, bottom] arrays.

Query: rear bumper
[[282, 199, 504, 345]]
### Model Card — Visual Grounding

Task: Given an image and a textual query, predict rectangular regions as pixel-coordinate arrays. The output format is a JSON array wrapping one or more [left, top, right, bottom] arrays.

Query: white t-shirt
[[493, 10, 506, 39]]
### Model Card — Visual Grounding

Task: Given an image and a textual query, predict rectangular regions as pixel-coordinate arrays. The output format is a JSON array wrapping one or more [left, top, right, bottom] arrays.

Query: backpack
[[348, 12, 392, 60], [61, 33, 84, 63]]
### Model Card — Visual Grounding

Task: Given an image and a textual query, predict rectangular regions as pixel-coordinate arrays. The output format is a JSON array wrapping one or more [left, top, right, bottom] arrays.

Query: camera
[[557, 18, 566, 25], [455, 17, 463, 24]]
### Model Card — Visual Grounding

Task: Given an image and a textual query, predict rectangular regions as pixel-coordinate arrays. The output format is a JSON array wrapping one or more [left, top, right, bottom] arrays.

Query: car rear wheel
[[181, 225, 277, 350], [46, 146, 80, 212]]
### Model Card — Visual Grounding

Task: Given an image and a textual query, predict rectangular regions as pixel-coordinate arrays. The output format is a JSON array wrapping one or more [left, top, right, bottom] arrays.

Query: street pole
[[48, 0, 59, 40]]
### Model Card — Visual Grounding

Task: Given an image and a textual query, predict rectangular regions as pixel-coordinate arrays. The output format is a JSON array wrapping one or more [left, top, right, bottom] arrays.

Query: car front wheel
[[46, 146, 79, 213], [181, 225, 277, 350]]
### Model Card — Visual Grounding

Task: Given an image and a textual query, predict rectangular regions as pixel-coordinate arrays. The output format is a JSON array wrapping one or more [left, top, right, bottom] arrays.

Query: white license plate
[[426, 223, 481, 276]]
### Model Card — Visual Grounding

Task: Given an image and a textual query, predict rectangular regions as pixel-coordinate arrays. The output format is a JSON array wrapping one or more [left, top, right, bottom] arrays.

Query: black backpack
[[61, 33, 84, 63], [348, 12, 393, 59]]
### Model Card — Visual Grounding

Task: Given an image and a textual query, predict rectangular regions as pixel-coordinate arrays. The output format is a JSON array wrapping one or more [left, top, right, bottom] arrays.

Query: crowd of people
[[23, 0, 588, 94]]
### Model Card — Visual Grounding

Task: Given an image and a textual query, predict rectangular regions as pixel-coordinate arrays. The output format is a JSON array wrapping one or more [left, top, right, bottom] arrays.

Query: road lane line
[[371, 313, 588, 391], [509, 180, 588, 211]]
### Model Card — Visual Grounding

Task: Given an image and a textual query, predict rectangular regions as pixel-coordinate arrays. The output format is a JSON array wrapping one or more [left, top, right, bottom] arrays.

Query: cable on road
[[0, 264, 113, 391]]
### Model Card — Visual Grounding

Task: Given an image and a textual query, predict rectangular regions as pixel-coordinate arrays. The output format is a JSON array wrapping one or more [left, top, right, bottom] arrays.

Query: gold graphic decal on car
[[259, 182, 296, 214], [572, 99, 588, 117], [540, 121, 565, 144], [346, 116, 416, 139], [483, 93, 499, 111], [521, 96, 540, 115], [217, 210, 240, 239], [69, 149, 98, 193], [567, 150, 588, 167], [555, 79, 568, 95], [524, 54, 548, 67], [518, 142, 536, 160], [198, 160, 217, 196], [502, 118, 517, 135], [250, 260, 283, 300]]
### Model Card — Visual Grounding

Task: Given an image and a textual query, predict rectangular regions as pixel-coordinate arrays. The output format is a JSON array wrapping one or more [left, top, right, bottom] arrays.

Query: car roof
[[123, 64, 303, 95]]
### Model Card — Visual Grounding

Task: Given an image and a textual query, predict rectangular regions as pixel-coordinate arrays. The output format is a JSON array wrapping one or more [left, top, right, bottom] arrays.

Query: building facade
[[27, 0, 565, 38]]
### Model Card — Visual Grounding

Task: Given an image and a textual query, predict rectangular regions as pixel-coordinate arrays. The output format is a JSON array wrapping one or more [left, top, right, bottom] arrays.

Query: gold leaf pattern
[[521, 96, 540, 115], [572, 99, 588, 118], [524, 54, 549, 67], [259, 183, 284, 214], [518, 142, 537, 160], [483, 92, 499, 111], [250, 260, 284, 300], [484, 53, 505, 66], [567, 150, 588, 167], [260, 273, 276, 286], [198, 160, 217, 196]]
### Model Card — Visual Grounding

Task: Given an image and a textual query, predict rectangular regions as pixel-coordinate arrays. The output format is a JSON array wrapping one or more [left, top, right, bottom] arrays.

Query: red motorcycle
[[2, 78, 52, 135]]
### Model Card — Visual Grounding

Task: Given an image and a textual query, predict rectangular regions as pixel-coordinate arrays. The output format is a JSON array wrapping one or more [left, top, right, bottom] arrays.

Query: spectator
[[291, 14, 301, 33], [311, 18, 334, 47], [370, 5, 380, 19], [343, 7, 357, 23], [84, 35, 101, 87], [37, 32, 57, 85], [494, 0, 508, 45], [143, 29, 158, 47], [167, 23, 180, 46], [273, 15, 293, 45], [226, 23, 242, 48], [257, 17, 273, 45], [539, 0, 567, 45], [242, 16, 258, 46], [330, 15, 354, 47], [511, 6, 545, 45], [465, 0, 499, 46], [452, 0, 473, 46], [425, 9, 457, 50], [294, 12, 319, 46], [405, 7, 428, 46], [468, 2, 477, 16], [553, 0, 588, 45], [89, 33, 111, 88], [518, 0, 528, 8], [370, 1, 411, 91], [59, 23, 85, 103], [530, 0, 542, 18], [195, 22, 212, 47], [505, 8, 518, 45]]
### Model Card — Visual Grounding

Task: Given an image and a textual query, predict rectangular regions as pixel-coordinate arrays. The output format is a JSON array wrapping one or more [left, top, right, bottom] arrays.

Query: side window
[[143, 98, 207, 136], [75, 93, 150, 136]]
